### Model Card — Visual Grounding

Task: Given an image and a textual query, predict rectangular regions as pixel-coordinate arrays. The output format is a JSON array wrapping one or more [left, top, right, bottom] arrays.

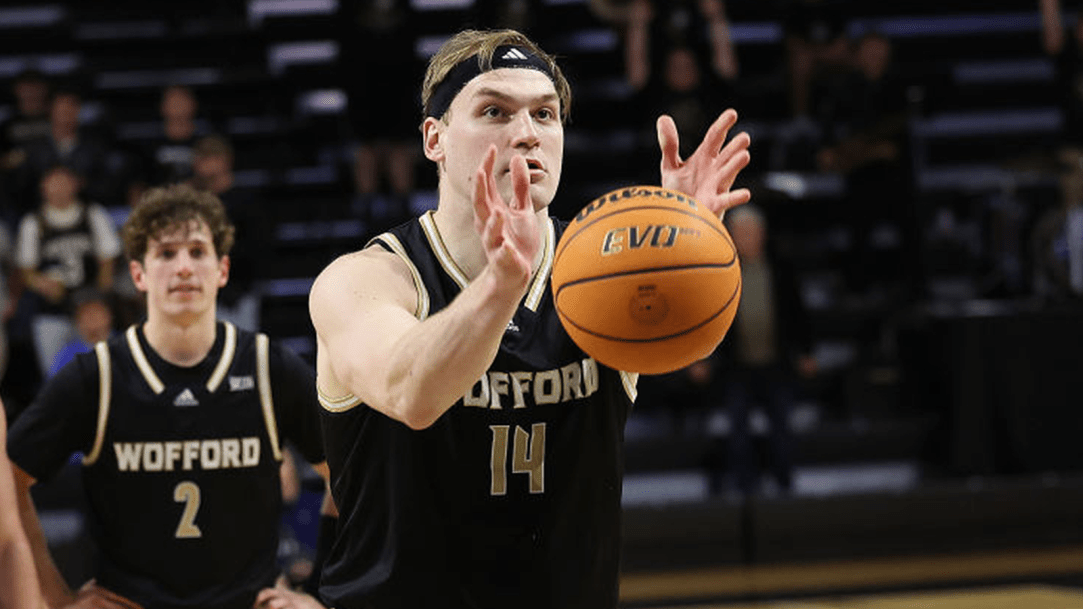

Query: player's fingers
[[485, 206, 506, 252], [473, 146, 497, 224], [716, 131, 751, 165], [714, 148, 751, 192], [656, 115, 682, 172], [694, 109, 738, 160], [713, 188, 752, 216], [510, 154, 530, 211]]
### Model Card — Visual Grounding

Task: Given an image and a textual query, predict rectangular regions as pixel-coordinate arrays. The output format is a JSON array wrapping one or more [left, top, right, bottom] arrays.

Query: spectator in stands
[[14, 164, 121, 377], [139, 84, 209, 189], [1041, 0, 1083, 151], [338, 0, 421, 226], [780, 0, 851, 120], [814, 31, 916, 296], [0, 69, 52, 185], [12, 87, 113, 215], [189, 134, 264, 330], [47, 287, 114, 378], [719, 204, 815, 495], [623, 0, 740, 174], [1031, 147, 1083, 302]]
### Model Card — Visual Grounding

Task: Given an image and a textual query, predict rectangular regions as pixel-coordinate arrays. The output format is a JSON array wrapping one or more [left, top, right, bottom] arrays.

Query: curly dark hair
[[123, 184, 235, 263]]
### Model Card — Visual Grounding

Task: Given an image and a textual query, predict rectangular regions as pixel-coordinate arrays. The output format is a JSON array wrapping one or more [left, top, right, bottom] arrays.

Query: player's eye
[[536, 107, 556, 121], [160, 248, 176, 259], [482, 106, 503, 119], [190, 246, 205, 259]]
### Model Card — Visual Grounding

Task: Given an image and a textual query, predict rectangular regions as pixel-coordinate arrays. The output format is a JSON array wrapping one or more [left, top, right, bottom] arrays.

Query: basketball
[[551, 186, 741, 374]]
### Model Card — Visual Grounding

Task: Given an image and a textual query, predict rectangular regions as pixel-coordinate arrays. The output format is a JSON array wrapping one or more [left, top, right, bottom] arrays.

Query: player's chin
[[529, 182, 556, 210]]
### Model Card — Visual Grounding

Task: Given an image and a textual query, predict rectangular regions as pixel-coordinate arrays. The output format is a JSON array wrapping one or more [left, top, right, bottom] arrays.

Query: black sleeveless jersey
[[7, 321, 325, 609], [35, 204, 98, 314], [318, 212, 638, 609]]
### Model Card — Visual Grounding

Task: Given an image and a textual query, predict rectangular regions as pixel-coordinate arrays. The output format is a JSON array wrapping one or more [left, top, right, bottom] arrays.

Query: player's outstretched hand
[[473, 145, 540, 288], [657, 108, 752, 217], [254, 579, 327, 609]]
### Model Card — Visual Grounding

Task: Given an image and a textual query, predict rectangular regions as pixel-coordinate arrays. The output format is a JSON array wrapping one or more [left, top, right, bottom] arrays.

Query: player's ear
[[129, 259, 147, 292], [422, 117, 445, 162], [217, 254, 230, 288]]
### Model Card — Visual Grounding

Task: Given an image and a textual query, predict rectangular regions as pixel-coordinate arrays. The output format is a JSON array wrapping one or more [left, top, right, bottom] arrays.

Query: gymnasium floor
[[642, 585, 1083, 608], [621, 545, 1083, 608]]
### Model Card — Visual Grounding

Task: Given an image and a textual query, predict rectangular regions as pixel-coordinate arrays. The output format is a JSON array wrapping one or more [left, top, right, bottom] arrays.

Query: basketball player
[[308, 29, 751, 608], [8, 185, 330, 609]]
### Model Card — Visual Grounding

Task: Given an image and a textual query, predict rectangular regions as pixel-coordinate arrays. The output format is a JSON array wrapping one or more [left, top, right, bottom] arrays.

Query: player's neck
[[431, 205, 548, 282], [142, 313, 218, 368]]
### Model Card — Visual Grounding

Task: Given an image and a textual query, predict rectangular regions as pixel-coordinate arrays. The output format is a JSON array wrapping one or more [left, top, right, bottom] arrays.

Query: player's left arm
[[656, 107, 752, 217]]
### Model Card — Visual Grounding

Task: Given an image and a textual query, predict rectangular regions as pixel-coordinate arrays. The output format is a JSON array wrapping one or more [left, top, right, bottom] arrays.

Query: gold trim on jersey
[[83, 341, 113, 466], [256, 333, 283, 462], [126, 325, 164, 394], [523, 219, 555, 312], [422, 211, 556, 313], [420, 210, 469, 289], [620, 371, 639, 403], [205, 321, 237, 393], [317, 385, 362, 413], [374, 232, 431, 321]]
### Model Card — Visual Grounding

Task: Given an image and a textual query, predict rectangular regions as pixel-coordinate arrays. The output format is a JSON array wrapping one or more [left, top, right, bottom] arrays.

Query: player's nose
[[510, 110, 539, 148]]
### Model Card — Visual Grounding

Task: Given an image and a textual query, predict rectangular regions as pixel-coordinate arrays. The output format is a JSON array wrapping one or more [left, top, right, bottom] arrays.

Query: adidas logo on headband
[[425, 44, 558, 119]]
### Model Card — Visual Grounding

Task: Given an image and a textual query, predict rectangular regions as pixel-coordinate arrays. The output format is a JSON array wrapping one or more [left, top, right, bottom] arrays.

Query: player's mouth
[[170, 285, 201, 294], [524, 158, 546, 182]]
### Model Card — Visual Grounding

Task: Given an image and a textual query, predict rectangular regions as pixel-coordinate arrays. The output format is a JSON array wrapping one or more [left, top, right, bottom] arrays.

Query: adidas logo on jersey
[[173, 388, 199, 407], [506, 320, 520, 333], [229, 375, 254, 391]]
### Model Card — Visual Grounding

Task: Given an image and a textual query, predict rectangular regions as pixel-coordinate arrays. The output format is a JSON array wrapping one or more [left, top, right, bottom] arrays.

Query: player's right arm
[[8, 356, 104, 608], [0, 398, 47, 609], [310, 150, 537, 430], [310, 244, 525, 430]]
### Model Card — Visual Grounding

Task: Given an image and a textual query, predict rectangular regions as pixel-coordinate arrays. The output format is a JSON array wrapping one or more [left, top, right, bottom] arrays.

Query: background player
[[8, 185, 330, 609], [309, 28, 750, 608]]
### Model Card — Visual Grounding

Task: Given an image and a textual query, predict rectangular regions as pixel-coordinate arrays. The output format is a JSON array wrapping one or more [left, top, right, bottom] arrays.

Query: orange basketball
[[552, 186, 741, 374]]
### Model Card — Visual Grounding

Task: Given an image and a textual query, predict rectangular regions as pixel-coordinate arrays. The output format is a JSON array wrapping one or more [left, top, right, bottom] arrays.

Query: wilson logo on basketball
[[601, 225, 695, 255]]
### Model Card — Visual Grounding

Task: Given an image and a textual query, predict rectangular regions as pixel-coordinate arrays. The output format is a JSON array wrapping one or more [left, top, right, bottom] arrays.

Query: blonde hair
[[421, 29, 572, 123]]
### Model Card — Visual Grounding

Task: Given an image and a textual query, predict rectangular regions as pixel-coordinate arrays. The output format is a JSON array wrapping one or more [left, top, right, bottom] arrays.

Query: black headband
[[425, 44, 556, 119]]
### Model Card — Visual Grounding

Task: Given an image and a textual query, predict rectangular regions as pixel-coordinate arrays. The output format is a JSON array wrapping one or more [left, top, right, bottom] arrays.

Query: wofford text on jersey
[[113, 437, 261, 472], [462, 357, 599, 410]]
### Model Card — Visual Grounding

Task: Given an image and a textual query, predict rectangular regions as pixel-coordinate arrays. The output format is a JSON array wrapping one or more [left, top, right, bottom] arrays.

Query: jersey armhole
[[256, 334, 284, 462], [82, 342, 112, 466]]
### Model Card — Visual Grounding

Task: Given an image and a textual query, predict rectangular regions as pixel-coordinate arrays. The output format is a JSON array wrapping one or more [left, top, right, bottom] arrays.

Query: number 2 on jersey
[[490, 424, 546, 495], [173, 481, 203, 538]]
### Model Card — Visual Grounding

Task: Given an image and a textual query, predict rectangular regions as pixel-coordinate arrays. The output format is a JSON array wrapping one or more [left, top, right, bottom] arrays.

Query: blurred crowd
[[0, 0, 1081, 502]]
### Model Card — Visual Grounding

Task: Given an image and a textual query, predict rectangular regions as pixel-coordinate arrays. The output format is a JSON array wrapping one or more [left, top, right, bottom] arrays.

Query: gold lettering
[[463, 375, 489, 408], [561, 362, 584, 401], [114, 443, 142, 472], [164, 441, 182, 471], [488, 372, 509, 410], [221, 439, 241, 468], [143, 443, 164, 472], [182, 441, 200, 471], [242, 437, 260, 467], [201, 441, 221, 469], [509, 372, 532, 409], [534, 369, 560, 405], [490, 425, 510, 495], [582, 358, 599, 397]]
